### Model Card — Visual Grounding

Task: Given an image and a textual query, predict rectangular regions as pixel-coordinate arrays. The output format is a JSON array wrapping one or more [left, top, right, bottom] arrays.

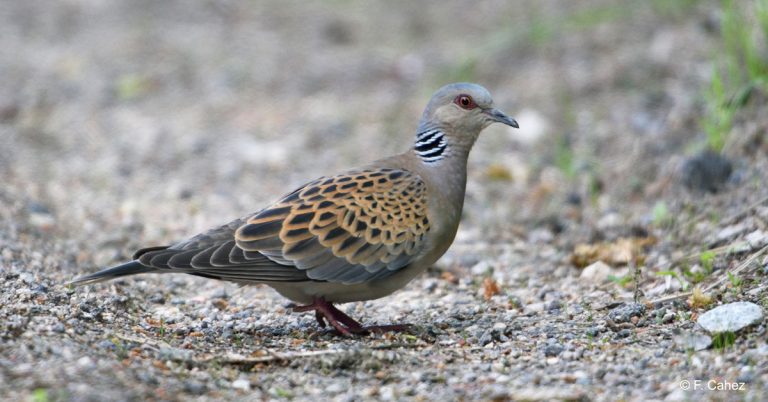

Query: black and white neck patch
[[414, 129, 447, 163]]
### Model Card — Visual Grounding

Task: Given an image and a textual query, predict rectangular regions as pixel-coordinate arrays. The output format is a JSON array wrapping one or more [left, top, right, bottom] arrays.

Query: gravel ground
[[2, 1, 768, 401]]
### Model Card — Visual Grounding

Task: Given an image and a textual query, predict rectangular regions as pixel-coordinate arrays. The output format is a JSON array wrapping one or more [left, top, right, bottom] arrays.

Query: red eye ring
[[454, 94, 477, 110]]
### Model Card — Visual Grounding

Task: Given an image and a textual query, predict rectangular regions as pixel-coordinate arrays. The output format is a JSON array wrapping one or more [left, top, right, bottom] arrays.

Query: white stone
[[698, 302, 764, 333], [232, 378, 251, 391], [745, 229, 768, 249], [579, 261, 612, 283]]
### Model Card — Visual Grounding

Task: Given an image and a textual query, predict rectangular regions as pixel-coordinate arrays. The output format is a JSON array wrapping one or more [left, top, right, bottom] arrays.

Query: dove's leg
[[314, 310, 327, 328], [293, 297, 411, 336], [293, 297, 363, 336]]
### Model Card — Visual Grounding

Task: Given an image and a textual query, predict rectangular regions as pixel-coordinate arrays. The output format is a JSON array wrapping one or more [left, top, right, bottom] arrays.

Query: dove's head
[[414, 83, 517, 161]]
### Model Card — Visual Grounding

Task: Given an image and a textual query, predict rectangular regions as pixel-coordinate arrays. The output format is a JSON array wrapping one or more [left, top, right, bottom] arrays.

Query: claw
[[314, 310, 327, 328]]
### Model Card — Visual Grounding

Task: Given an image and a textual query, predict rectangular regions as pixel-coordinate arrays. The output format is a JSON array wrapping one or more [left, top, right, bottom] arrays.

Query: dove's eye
[[454, 94, 477, 110]]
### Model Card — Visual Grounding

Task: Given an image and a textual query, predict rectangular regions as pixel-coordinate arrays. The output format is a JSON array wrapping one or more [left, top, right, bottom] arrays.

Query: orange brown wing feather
[[235, 168, 430, 284]]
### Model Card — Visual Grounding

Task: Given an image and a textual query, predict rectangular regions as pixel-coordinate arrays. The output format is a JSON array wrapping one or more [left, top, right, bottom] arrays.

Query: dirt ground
[[2, 1, 768, 401]]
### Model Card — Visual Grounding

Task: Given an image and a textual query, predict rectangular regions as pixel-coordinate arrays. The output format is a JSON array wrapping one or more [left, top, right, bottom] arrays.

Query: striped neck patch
[[414, 129, 447, 163]]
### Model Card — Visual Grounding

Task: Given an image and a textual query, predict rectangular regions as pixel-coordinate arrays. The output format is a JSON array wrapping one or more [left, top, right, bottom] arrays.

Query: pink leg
[[293, 297, 411, 336]]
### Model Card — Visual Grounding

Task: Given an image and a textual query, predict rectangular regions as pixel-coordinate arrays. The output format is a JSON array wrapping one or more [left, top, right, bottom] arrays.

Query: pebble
[[674, 332, 712, 351], [470, 260, 493, 275], [231, 378, 251, 391], [184, 380, 207, 395], [149, 294, 166, 304], [680, 150, 732, 193], [158, 347, 194, 362], [715, 223, 748, 243], [608, 303, 646, 323], [524, 302, 546, 314], [745, 229, 768, 249], [579, 261, 612, 283], [615, 329, 632, 338], [569, 303, 584, 314], [543, 343, 564, 357], [76, 356, 95, 370], [98, 339, 116, 350], [478, 330, 494, 346], [212, 288, 229, 299], [661, 312, 675, 324], [697, 302, 764, 333]]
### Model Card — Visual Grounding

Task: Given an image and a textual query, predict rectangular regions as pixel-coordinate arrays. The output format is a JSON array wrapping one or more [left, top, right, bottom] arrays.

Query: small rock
[[326, 382, 345, 393], [662, 312, 676, 324], [470, 260, 493, 275], [681, 150, 732, 193], [697, 302, 764, 333], [98, 339, 116, 350], [31, 284, 48, 293], [579, 261, 612, 283], [137, 371, 159, 385], [184, 380, 207, 395], [546, 300, 562, 312], [745, 229, 768, 249], [615, 329, 632, 338], [597, 212, 622, 231], [715, 223, 748, 243], [28, 202, 55, 229], [528, 228, 554, 243], [543, 343, 564, 357], [76, 356, 95, 370], [479, 330, 494, 346], [524, 302, 546, 314], [738, 366, 755, 383], [212, 288, 229, 299], [149, 294, 166, 304], [569, 303, 584, 315], [232, 378, 251, 391], [608, 303, 646, 323], [158, 347, 194, 362], [422, 279, 438, 292], [19, 272, 35, 284], [674, 332, 712, 351]]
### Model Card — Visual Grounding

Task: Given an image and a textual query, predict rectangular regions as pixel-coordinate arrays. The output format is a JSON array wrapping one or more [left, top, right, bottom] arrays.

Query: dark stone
[[31, 284, 48, 293], [544, 343, 564, 357], [681, 150, 733, 193], [586, 327, 601, 337], [616, 329, 632, 338], [608, 303, 646, 323], [149, 294, 165, 304], [184, 380, 207, 395]]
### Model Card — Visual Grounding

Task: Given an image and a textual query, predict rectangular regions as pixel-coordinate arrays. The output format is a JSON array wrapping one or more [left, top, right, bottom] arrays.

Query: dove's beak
[[484, 108, 519, 128]]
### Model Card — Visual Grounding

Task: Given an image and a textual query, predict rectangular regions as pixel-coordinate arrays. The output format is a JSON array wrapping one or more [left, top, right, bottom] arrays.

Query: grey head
[[414, 83, 518, 162]]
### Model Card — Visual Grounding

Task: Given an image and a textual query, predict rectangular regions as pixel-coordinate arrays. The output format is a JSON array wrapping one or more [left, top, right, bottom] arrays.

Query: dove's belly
[[265, 259, 433, 304]]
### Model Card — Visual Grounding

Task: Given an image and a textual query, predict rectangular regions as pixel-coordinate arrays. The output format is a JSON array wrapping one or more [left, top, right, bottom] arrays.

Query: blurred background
[[2, 0, 768, 400], [3, 0, 751, 251]]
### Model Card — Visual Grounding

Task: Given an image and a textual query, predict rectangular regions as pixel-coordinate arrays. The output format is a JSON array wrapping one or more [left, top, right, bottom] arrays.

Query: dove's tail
[[68, 261, 157, 286]]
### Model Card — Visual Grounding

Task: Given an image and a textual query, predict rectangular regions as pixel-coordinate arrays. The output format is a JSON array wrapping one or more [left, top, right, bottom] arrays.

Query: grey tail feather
[[68, 261, 157, 286]]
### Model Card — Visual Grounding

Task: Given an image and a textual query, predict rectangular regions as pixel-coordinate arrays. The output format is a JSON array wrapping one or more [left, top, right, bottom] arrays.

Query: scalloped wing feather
[[235, 168, 430, 284]]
